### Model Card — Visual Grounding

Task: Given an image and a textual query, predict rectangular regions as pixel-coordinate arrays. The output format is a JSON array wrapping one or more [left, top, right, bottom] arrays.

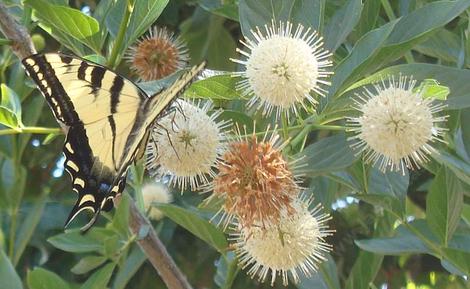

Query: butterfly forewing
[[22, 53, 205, 231]]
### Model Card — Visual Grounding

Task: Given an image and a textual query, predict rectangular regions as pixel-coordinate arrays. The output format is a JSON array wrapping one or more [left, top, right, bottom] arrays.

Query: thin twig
[[0, 4, 193, 289]]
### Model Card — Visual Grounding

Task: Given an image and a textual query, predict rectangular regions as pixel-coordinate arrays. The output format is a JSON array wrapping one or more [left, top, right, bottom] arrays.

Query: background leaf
[[27, 268, 70, 289], [0, 250, 22, 289], [25, 0, 101, 52], [239, 0, 325, 37], [156, 204, 228, 253], [426, 167, 464, 245]]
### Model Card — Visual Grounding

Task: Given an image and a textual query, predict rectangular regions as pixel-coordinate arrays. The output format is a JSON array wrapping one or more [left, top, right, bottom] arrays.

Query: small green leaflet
[[414, 79, 450, 100]]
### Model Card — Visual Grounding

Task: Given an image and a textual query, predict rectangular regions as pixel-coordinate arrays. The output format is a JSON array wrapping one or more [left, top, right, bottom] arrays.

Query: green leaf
[[442, 248, 470, 275], [0, 250, 22, 289], [48, 228, 114, 253], [0, 84, 23, 129], [323, 0, 362, 52], [156, 204, 228, 253], [355, 226, 430, 255], [239, 0, 325, 37], [327, 21, 397, 99], [185, 74, 243, 100], [180, 9, 236, 70], [330, 0, 470, 99], [13, 193, 47, 265], [71, 256, 107, 275], [415, 79, 450, 100], [112, 193, 130, 237], [214, 252, 239, 289], [433, 151, 470, 186], [355, 194, 404, 216], [426, 167, 464, 245], [362, 168, 409, 215], [296, 254, 340, 289], [199, 0, 239, 21], [25, 0, 101, 52], [344, 251, 383, 289], [112, 246, 146, 289], [297, 134, 358, 175], [0, 160, 26, 210], [27, 268, 70, 289], [106, 0, 169, 60], [356, 0, 381, 37], [79, 263, 115, 289], [344, 64, 470, 109], [460, 109, 470, 160]]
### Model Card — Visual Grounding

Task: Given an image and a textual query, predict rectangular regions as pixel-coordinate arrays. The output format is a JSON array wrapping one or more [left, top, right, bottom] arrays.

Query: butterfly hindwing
[[22, 53, 205, 230]]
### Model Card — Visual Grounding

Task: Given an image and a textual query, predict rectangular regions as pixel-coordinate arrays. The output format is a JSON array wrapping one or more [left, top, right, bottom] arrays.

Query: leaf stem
[[107, 0, 133, 68], [0, 126, 62, 136], [287, 123, 347, 152]]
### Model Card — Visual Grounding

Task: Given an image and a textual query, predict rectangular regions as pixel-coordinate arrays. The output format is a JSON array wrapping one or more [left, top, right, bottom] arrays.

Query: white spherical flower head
[[142, 182, 172, 221], [348, 76, 447, 173], [231, 196, 333, 286], [146, 100, 230, 191], [232, 21, 332, 118]]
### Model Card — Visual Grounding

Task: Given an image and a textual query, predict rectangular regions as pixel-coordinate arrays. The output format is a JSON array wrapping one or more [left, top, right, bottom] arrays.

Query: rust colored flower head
[[212, 127, 301, 228], [126, 26, 189, 81]]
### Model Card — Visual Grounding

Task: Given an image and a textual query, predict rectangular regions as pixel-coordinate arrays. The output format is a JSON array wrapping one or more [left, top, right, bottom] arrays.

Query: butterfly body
[[22, 53, 204, 230]]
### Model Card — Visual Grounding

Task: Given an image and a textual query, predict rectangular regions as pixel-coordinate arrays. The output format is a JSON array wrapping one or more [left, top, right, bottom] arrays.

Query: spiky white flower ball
[[146, 100, 230, 191], [142, 182, 172, 221], [347, 76, 447, 173], [230, 195, 333, 286], [231, 21, 332, 118]]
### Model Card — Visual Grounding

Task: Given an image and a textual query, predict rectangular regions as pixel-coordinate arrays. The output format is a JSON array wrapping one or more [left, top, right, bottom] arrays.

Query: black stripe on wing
[[22, 54, 80, 126], [63, 124, 127, 231]]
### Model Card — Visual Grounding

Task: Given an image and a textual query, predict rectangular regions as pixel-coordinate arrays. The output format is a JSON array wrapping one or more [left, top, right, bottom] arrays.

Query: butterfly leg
[[154, 122, 181, 161]]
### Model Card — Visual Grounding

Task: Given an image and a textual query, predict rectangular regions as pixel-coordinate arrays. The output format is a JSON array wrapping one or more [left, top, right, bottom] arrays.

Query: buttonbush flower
[[230, 195, 333, 286], [231, 21, 332, 118], [146, 100, 229, 191], [347, 76, 447, 173], [212, 126, 301, 228], [127, 26, 189, 80], [142, 182, 172, 221]]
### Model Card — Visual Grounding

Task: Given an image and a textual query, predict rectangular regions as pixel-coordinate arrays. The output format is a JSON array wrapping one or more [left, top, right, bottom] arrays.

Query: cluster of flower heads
[[131, 19, 448, 286]]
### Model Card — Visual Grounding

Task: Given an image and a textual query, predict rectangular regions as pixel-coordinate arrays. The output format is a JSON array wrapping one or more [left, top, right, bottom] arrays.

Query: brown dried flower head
[[126, 26, 189, 81], [213, 127, 301, 228]]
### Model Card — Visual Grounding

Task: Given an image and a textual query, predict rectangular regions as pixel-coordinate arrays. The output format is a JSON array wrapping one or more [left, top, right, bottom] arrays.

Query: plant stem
[[0, 126, 62, 136], [129, 201, 193, 289], [0, 38, 13, 45], [280, 113, 289, 140], [107, 0, 133, 68], [287, 123, 347, 152]]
